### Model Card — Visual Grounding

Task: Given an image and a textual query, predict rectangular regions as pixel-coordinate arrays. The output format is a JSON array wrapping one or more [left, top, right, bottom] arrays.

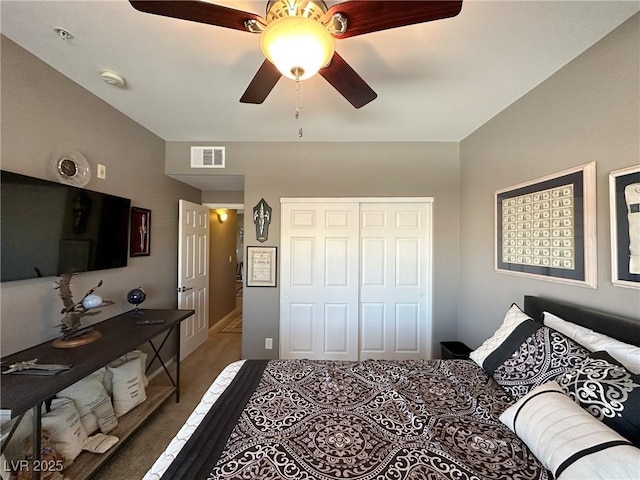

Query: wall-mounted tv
[[1, 170, 131, 282]]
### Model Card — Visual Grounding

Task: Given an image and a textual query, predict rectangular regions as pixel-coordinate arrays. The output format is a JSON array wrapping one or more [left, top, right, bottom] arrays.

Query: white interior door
[[178, 199, 209, 361], [359, 202, 432, 360], [280, 201, 360, 360]]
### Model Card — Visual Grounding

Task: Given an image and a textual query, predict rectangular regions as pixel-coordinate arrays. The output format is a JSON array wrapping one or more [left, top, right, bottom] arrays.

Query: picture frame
[[130, 207, 151, 257], [246, 246, 277, 287], [495, 162, 597, 288], [609, 165, 640, 289]]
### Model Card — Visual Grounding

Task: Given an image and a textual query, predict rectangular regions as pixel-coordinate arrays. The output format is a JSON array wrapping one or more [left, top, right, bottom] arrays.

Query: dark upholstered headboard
[[523, 296, 640, 347]]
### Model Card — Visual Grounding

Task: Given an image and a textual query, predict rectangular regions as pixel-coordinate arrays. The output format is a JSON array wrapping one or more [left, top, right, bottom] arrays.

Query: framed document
[[246, 246, 277, 287], [495, 162, 597, 288]]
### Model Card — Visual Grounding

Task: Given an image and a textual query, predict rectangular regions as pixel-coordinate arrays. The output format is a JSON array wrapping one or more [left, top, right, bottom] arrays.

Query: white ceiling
[[1, 0, 638, 145]]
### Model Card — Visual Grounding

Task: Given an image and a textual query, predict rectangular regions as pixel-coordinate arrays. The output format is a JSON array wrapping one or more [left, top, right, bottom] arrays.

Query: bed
[[143, 296, 640, 480]]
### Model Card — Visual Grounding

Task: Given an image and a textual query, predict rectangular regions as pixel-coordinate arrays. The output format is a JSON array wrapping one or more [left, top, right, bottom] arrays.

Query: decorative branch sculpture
[[53, 272, 113, 346]]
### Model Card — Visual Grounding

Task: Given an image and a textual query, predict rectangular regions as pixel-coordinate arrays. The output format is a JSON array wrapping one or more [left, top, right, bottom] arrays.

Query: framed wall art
[[246, 246, 277, 287], [130, 207, 151, 257], [495, 162, 597, 288], [609, 165, 640, 289]]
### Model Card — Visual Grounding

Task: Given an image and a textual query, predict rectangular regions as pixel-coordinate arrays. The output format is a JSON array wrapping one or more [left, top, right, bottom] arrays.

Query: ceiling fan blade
[[326, 0, 463, 39], [320, 52, 377, 109], [129, 1, 263, 32], [240, 60, 282, 104]]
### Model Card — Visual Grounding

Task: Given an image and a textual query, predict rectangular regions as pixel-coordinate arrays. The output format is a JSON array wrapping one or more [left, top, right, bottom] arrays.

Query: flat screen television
[[1, 170, 131, 282]]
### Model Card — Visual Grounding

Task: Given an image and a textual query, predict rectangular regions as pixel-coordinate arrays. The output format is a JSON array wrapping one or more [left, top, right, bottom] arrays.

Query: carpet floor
[[90, 325, 242, 480]]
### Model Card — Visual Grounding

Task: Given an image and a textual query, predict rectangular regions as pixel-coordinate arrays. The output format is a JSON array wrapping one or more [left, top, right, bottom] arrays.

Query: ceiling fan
[[129, 0, 463, 108]]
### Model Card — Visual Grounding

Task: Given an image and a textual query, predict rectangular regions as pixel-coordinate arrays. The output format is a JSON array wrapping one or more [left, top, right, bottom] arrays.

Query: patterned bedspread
[[161, 359, 550, 480]]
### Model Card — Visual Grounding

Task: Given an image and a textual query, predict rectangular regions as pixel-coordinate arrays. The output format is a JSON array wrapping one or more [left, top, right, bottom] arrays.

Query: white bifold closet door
[[280, 198, 433, 361]]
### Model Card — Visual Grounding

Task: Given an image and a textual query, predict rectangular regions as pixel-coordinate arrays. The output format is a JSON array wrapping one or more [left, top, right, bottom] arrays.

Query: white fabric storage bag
[[106, 353, 147, 417]]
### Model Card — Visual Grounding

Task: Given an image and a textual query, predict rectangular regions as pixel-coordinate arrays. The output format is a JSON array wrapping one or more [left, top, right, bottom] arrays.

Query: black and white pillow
[[544, 312, 640, 374], [469, 303, 533, 370], [492, 324, 590, 400], [557, 351, 640, 447], [499, 381, 640, 480]]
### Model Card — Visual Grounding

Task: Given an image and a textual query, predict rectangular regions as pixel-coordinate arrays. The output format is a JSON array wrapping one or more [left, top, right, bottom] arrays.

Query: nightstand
[[440, 341, 472, 360]]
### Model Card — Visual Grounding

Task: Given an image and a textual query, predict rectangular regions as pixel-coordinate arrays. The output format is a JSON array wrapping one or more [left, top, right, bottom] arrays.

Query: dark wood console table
[[1, 308, 194, 480]]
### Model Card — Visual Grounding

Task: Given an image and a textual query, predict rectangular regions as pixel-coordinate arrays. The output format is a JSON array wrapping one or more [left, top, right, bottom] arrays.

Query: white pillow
[[57, 368, 117, 434], [500, 381, 640, 479], [107, 358, 147, 417], [41, 398, 88, 466], [104, 350, 148, 394], [93, 397, 118, 433], [543, 311, 640, 374], [469, 303, 531, 368], [83, 433, 119, 454]]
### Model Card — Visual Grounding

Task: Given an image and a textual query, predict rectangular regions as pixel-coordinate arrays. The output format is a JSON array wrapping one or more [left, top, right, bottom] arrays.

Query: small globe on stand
[[127, 287, 146, 317]]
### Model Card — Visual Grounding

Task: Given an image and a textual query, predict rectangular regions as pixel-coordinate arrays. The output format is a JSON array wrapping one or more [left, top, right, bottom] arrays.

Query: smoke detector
[[100, 70, 126, 88]]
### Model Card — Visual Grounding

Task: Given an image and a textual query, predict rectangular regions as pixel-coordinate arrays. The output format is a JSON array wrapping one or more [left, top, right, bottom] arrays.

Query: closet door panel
[[325, 238, 350, 287], [360, 202, 432, 360], [281, 201, 359, 360], [361, 238, 386, 286], [289, 303, 314, 353], [395, 303, 420, 353], [324, 304, 350, 354], [291, 238, 314, 286], [396, 238, 420, 286], [361, 303, 385, 352]]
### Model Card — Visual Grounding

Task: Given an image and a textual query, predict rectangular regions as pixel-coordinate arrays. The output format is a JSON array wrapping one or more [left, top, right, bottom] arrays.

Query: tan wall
[[208, 209, 239, 327], [0, 36, 201, 355]]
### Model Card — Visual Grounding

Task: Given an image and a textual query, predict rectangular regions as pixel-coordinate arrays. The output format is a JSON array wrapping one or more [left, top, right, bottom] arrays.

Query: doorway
[[205, 204, 244, 331]]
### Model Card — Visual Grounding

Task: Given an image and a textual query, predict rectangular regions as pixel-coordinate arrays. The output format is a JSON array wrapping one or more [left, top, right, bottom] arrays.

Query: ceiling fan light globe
[[260, 16, 335, 80]]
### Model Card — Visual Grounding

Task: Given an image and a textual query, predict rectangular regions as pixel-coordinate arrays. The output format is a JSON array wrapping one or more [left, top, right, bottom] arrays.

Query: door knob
[[177, 286, 193, 293]]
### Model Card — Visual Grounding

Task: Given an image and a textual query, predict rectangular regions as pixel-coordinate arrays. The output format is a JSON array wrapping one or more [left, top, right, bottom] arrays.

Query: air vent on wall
[[190, 146, 225, 168]]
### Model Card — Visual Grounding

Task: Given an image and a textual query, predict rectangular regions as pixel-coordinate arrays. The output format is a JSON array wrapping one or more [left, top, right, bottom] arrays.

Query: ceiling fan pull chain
[[295, 69, 303, 138]]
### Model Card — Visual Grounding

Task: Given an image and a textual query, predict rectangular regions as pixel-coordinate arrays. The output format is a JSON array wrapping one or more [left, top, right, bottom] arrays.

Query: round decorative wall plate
[[50, 150, 91, 187]]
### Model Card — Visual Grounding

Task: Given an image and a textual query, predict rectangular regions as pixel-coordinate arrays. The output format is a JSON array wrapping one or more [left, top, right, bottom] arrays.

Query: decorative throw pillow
[[83, 433, 119, 454], [557, 351, 640, 446], [544, 311, 640, 374], [104, 350, 148, 395], [57, 368, 117, 435], [107, 357, 147, 417], [492, 325, 590, 400], [41, 397, 88, 465], [499, 381, 640, 480], [469, 303, 532, 369], [93, 397, 118, 434]]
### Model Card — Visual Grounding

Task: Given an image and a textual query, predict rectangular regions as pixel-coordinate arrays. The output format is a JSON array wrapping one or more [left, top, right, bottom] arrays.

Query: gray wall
[[3, 13, 637, 362], [166, 142, 461, 358], [0, 36, 201, 355], [458, 14, 640, 349], [201, 190, 244, 204]]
